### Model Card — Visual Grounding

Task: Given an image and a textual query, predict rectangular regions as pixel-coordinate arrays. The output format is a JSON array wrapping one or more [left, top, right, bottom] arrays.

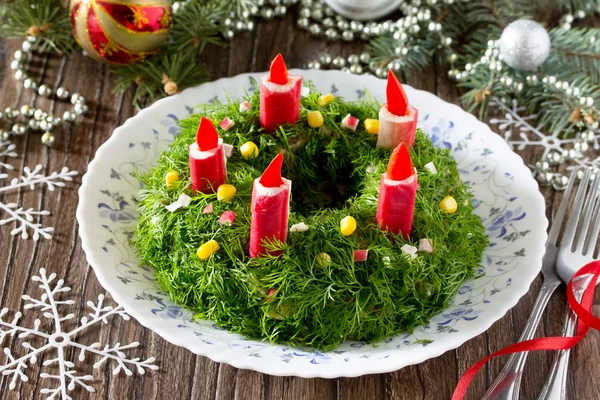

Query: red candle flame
[[196, 117, 219, 151], [260, 153, 285, 187], [386, 70, 409, 116], [387, 142, 414, 181], [269, 53, 289, 85]]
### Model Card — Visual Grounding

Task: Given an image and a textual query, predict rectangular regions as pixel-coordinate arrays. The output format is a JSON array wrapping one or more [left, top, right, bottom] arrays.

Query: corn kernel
[[364, 119, 380, 134], [197, 240, 220, 260], [307, 111, 324, 128], [240, 141, 259, 160], [217, 184, 237, 202], [340, 216, 357, 236], [318, 93, 335, 106], [316, 252, 331, 268], [165, 170, 180, 188], [439, 196, 458, 214]]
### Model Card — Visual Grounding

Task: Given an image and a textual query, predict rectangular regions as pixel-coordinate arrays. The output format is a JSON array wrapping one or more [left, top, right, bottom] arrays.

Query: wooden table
[[1, 13, 599, 400]]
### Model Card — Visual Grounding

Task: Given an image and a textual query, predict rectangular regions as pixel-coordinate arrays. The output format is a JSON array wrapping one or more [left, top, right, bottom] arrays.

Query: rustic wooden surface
[[1, 12, 599, 400]]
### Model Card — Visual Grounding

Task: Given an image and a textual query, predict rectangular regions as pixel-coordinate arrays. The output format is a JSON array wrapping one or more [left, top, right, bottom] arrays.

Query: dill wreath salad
[[132, 64, 488, 351]]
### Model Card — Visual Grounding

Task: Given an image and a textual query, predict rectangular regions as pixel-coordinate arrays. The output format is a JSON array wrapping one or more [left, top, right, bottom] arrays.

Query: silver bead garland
[[2, 37, 89, 146]]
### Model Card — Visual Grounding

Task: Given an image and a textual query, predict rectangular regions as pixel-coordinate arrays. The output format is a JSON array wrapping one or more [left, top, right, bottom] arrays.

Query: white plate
[[77, 70, 547, 378]]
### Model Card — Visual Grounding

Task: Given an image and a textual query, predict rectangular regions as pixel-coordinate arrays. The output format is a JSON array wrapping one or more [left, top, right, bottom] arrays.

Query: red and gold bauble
[[69, 0, 172, 65]]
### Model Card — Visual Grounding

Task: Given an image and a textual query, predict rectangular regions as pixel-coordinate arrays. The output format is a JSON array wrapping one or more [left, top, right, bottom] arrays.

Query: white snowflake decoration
[[0, 268, 158, 399], [490, 98, 600, 177], [0, 140, 78, 240]]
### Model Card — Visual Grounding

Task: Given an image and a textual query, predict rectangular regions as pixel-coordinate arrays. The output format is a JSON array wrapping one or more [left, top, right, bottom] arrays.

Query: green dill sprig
[[132, 82, 488, 350]]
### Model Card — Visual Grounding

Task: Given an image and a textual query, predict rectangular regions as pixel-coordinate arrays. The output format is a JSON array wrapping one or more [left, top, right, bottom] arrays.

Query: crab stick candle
[[189, 117, 227, 193], [376, 70, 419, 149], [249, 153, 292, 258], [259, 54, 303, 133], [376, 143, 417, 239]]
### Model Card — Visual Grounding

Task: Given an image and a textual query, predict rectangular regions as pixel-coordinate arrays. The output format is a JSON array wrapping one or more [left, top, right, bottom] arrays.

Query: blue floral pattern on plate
[[77, 71, 547, 377]]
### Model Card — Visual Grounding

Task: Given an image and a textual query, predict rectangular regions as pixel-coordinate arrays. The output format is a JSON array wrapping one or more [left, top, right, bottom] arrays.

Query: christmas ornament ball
[[499, 19, 551, 71], [69, 0, 172, 65]]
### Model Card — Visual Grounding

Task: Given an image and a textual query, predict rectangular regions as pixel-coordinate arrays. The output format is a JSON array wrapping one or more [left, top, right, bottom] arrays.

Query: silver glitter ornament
[[499, 19, 551, 71], [42, 132, 55, 147]]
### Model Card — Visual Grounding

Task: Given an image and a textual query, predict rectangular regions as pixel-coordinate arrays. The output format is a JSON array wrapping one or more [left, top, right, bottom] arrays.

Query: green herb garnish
[[132, 80, 488, 351]]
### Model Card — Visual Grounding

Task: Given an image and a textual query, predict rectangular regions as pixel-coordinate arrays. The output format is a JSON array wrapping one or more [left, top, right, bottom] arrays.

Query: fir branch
[[549, 27, 600, 83], [0, 0, 75, 54], [112, 52, 209, 110]]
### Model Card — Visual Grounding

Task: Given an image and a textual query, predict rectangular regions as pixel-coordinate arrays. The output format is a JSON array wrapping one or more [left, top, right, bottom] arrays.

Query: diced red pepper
[[353, 249, 369, 262], [386, 70, 409, 117], [270, 53, 288, 85], [259, 153, 284, 188], [387, 142, 414, 181]]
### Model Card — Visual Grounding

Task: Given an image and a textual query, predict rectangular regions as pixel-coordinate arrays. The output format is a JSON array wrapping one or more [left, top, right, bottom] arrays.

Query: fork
[[481, 168, 581, 400], [537, 168, 600, 400]]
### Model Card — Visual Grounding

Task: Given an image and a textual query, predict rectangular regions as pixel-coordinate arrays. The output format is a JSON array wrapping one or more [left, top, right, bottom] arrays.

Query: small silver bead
[[52, 117, 62, 127], [224, 29, 235, 40], [319, 54, 332, 66], [0, 111, 3, 119], [349, 64, 363, 74], [322, 17, 335, 28], [38, 84, 52, 97], [56, 87, 70, 100], [34, 109, 47, 121], [546, 150, 564, 165], [42, 132, 55, 147], [332, 56, 345, 68], [297, 17, 310, 29], [70, 93, 84, 105], [350, 21, 364, 33], [535, 160, 550, 172], [274, 5, 286, 15], [562, 148, 577, 161], [581, 130, 595, 142], [29, 119, 40, 130], [22, 41, 33, 53], [311, 8, 323, 21], [39, 120, 52, 132], [325, 28, 339, 40], [23, 78, 37, 90], [261, 8, 274, 19], [341, 30, 354, 41], [14, 69, 27, 81], [536, 172, 554, 186], [10, 60, 22, 70], [11, 123, 26, 135], [337, 20, 349, 31], [308, 24, 321, 36], [0, 129, 10, 140], [246, 20, 255, 31], [20, 105, 34, 118], [552, 174, 569, 190], [341, 66, 350, 73], [312, 61, 321, 70], [63, 111, 77, 123], [74, 103, 89, 115], [359, 52, 371, 64], [299, 7, 311, 18], [347, 54, 359, 65], [4, 107, 19, 119], [574, 140, 589, 153], [26, 36, 36, 43], [14, 50, 25, 61]]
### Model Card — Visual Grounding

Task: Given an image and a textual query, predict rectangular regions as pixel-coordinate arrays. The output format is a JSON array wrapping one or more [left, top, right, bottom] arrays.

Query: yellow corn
[[217, 184, 237, 202], [164, 170, 180, 188], [364, 119, 380, 134], [240, 141, 259, 160], [197, 240, 220, 260], [340, 216, 357, 236], [318, 93, 335, 107], [307, 111, 324, 128], [315, 252, 331, 268], [439, 196, 458, 214]]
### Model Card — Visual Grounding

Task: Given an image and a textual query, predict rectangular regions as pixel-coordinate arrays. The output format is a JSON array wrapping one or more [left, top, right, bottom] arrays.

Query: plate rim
[[76, 69, 548, 378]]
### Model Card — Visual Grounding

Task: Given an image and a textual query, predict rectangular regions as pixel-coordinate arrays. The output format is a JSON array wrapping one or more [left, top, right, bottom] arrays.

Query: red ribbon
[[452, 261, 600, 400]]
